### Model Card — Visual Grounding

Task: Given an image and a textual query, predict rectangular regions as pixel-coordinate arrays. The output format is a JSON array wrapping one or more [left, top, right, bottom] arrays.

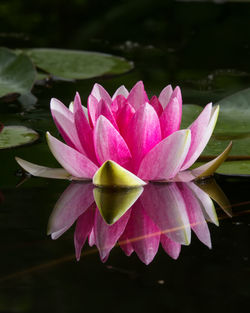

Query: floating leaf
[[182, 89, 250, 159], [216, 160, 250, 177], [0, 48, 36, 98], [25, 48, 133, 80], [215, 88, 250, 137], [0, 126, 39, 149]]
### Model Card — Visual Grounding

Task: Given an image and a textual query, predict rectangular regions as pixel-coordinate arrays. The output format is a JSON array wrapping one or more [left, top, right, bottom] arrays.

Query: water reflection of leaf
[[48, 180, 230, 264], [93, 186, 143, 224]]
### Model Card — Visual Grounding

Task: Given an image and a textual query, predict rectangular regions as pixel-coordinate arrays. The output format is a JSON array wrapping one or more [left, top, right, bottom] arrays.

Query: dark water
[[1, 1, 250, 312]]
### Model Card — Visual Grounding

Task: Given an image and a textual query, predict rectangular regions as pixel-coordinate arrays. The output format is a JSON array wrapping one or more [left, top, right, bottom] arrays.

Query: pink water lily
[[16, 81, 232, 184]]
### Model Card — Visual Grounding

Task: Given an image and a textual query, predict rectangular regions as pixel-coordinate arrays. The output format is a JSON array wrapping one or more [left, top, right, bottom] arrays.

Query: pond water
[[1, 1, 250, 312]]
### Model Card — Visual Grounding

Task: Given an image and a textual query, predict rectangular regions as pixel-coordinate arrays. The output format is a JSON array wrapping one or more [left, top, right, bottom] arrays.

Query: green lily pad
[[0, 48, 36, 98], [216, 161, 250, 177], [0, 125, 39, 149], [181, 89, 250, 175], [182, 88, 250, 159], [215, 88, 250, 137], [25, 48, 133, 80]]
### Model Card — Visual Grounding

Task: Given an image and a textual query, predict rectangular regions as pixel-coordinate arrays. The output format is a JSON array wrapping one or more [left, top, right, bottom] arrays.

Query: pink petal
[[126, 103, 161, 173], [47, 182, 94, 236], [94, 209, 131, 262], [74, 204, 96, 260], [73, 92, 97, 163], [110, 94, 127, 116], [160, 97, 182, 138], [187, 182, 219, 226], [158, 85, 173, 109], [90, 83, 112, 106], [137, 130, 191, 180], [46, 132, 98, 178], [88, 98, 118, 129], [181, 103, 216, 170], [150, 95, 163, 116], [178, 183, 211, 248], [140, 183, 191, 245], [88, 228, 95, 247], [115, 97, 135, 139], [127, 81, 149, 110], [126, 203, 160, 265], [119, 233, 134, 256], [94, 116, 132, 167], [170, 86, 182, 106], [87, 95, 98, 128], [112, 85, 129, 100], [50, 98, 85, 154], [160, 235, 181, 260]]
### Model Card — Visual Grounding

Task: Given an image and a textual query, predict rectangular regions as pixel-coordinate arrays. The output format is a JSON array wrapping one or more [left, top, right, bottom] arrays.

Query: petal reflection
[[48, 178, 229, 264], [140, 183, 191, 245], [48, 182, 94, 238]]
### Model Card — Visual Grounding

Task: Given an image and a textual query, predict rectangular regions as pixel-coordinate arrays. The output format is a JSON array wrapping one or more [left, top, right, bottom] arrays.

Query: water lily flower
[[16, 81, 232, 186], [48, 179, 230, 264]]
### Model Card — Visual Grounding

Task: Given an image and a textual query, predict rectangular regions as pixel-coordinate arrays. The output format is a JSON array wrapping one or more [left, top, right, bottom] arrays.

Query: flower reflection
[[48, 180, 230, 264]]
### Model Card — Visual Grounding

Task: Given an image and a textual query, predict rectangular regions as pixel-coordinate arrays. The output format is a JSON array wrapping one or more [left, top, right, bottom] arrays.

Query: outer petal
[[158, 84, 173, 109], [160, 97, 182, 138], [181, 104, 219, 170], [46, 132, 98, 178], [178, 183, 211, 248], [112, 85, 129, 100], [50, 98, 85, 154], [47, 182, 94, 236], [69, 101, 88, 118], [140, 183, 191, 245], [138, 130, 191, 181], [94, 116, 132, 167], [15, 157, 71, 180], [150, 95, 163, 116], [74, 205, 96, 260], [171, 86, 182, 107], [126, 103, 161, 173], [160, 235, 181, 260], [87, 95, 98, 128], [127, 81, 149, 110], [90, 83, 112, 106], [74, 92, 97, 163]]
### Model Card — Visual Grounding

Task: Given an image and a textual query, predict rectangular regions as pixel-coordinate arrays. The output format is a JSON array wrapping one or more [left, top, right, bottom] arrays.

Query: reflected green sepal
[[94, 186, 143, 224], [93, 160, 147, 187]]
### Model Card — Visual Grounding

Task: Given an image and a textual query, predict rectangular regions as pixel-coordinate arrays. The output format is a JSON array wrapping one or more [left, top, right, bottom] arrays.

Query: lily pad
[[25, 48, 133, 80], [0, 48, 36, 98], [216, 161, 250, 177], [0, 126, 39, 149], [182, 88, 250, 159]]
